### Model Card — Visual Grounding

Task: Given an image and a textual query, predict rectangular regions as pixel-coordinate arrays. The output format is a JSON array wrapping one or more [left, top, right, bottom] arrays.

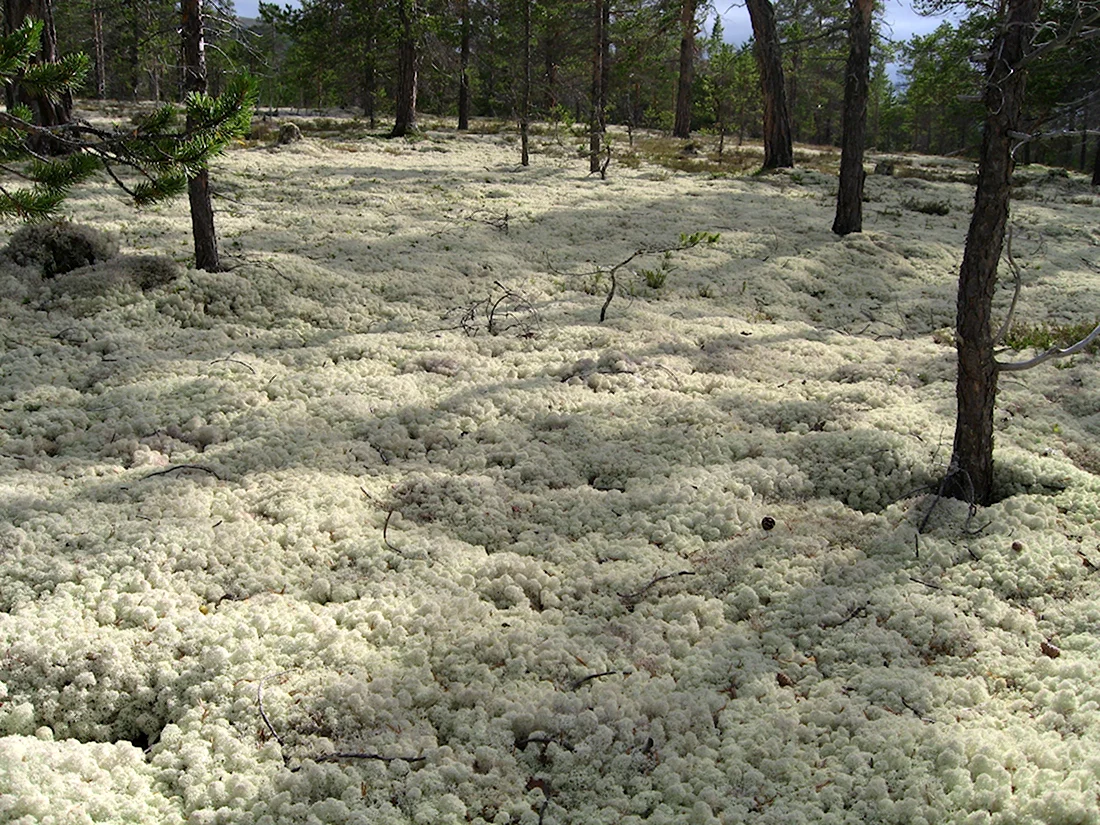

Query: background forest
[[50, 0, 1099, 173]]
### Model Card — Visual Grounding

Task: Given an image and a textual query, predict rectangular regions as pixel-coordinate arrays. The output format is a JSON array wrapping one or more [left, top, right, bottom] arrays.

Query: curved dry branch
[[992, 226, 1024, 347], [997, 320, 1100, 371]]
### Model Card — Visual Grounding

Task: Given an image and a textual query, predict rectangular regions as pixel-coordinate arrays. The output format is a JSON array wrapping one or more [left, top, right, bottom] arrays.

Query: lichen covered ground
[[1, 119, 1099, 824]]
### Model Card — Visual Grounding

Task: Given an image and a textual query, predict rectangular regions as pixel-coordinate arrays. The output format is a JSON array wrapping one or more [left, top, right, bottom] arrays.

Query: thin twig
[[619, 570, 695, 607], [571, 671, 619, 690], [257, 672, 290, 746], [820, 602, 869, 628], [383, 508, 400, 551], [992, 226, 1024, 347], [314, 752, 426, 764], [210, 357, 257, 373], [599, 268, 618, 323], [909, 576, 943, 590], [142, 464, 223, 480]]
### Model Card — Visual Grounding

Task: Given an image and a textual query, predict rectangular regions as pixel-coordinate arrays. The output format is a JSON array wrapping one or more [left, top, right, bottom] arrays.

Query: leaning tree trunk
[[950, 0, 1042, 505], [672, 0, 696, 139], [182, 0, 221, 272], [832, 0, 873, 235], [745, 0, 792, 169], [391, 0, 419, 137]]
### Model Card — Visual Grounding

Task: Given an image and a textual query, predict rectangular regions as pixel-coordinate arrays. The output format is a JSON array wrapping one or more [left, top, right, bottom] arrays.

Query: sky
[[232, 0, 956, 47]]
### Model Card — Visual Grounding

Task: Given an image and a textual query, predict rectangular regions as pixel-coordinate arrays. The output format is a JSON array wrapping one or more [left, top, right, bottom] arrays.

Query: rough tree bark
[[182, 0, 221, 272], [391, 0, 419, 137], [950, 0, 1043, 505], [832, 0, 873, 235], [745, 0, 793, 169], [672, 0, 696, 138]]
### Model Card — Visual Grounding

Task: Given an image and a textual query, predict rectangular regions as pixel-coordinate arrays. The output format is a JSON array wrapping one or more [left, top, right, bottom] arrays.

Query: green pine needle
[[30, 154, 100, 190], [132, 172, 188, 205], [0, 186, 65, 221], [0, 20, 41, 84], [21, 53, 91, 96]]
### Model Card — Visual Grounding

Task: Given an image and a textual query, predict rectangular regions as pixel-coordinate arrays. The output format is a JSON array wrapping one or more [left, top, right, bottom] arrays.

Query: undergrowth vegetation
[[0, 115, 1098, 825]]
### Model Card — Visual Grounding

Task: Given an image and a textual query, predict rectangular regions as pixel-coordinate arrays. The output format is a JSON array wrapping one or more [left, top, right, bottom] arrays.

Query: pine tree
[[0, 18, 255, 223]]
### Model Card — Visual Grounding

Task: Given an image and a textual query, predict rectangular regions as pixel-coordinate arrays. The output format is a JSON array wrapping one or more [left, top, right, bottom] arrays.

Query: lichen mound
[[277, 122, 303, 145], [2, 220, 120, 277]]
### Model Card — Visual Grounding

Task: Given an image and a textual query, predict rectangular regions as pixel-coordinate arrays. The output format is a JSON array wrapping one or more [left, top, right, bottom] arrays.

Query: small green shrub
[[902, 198, 951, 216], [637, 251, 675, 289], [1003, 320, 1100, 354]]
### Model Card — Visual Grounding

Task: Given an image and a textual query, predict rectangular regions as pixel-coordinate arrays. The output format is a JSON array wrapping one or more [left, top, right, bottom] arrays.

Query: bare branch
[[619, 570, 695, 608], [142, 463, 223, 480], [571, 671, 620, 690], [314, 752, 426, 764], [257, 672, 290, 746], [992, 226, 1024, 347]]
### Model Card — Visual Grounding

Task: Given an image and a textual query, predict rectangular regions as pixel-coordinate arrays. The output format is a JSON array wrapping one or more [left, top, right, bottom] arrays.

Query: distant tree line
[[45, 0, 1098, 172]]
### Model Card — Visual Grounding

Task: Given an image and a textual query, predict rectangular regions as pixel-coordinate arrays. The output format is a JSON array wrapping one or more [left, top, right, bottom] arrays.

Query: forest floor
[[1, 112, 1100, 825]]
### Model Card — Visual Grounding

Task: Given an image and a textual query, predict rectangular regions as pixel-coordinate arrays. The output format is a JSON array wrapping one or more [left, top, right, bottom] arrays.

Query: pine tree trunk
[[1092, 135, 1100, 186], [129, 0, 141, 99], [745, 0, 792, 169], [544, 29, 559, 112], [832, 0, 873, 236], [361, 52, 377, 127], [391, 0, 418, 137], [520, 0, 531, 166], [182, 0, 221, 272], [672, 0, 696, 139], [589, 0, 606, 174], [92, 1, 106, 99], [951, 0, 1042, 505], [458, 0, 470, 131]]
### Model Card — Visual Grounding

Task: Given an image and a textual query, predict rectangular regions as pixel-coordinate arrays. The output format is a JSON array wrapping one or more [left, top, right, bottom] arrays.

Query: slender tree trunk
[[361, 49, 377, 127], [520, 0, 532, 165], [458, 0, 470, 130], [182, 0, 221, 272], [672, 0, 696, 138], [832, 0, 873, 236], [1092, 134, 1100, 186], [544, 28, 559, 111], [951, 0, 1042, 505], [589, 0, 606, 173], [391, 0, 419, 137], [1080, 100, 1088, 171], [92, 1, 106, 99], [130, 0, 141, 99], [745, 0, 793, 169]]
